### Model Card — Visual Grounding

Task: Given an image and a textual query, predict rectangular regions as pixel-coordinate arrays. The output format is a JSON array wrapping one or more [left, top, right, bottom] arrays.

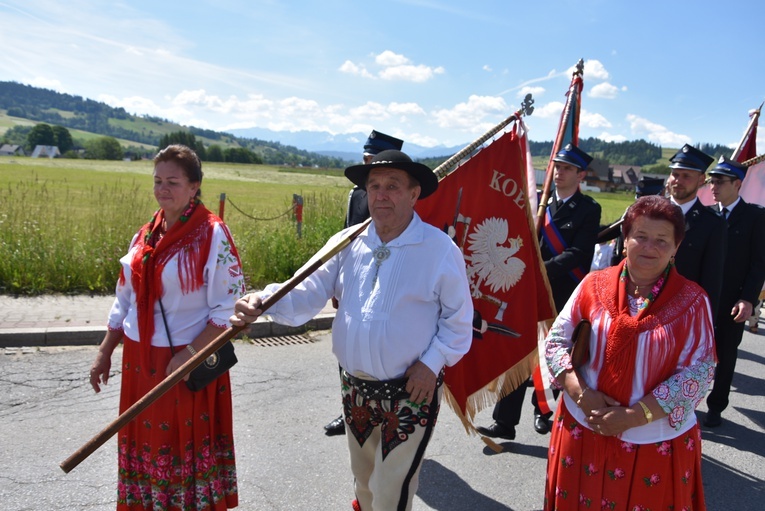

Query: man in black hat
[[704, 156, 765, 427], [478, 143, 602, 439], [666, 144, 727, 320], [324, 130, 405, 437], [231, 150, 473, 511], [344, 130, 405, 229]]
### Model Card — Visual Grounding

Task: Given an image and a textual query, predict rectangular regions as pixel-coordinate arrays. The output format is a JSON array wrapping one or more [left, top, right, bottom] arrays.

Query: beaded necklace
[[619, 263, 670, 310]]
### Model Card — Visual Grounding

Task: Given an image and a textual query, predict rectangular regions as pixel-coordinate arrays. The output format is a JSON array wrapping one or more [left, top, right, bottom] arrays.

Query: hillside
[[0, 81, 735, 170], [0, 81, 353, 168]]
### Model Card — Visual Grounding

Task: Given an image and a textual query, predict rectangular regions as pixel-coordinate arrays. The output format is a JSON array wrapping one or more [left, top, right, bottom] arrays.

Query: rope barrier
[[226, 196, 295, 221]]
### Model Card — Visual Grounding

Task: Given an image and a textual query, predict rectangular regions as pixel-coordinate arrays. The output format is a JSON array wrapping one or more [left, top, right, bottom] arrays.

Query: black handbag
[[159, 299, 237, 392]]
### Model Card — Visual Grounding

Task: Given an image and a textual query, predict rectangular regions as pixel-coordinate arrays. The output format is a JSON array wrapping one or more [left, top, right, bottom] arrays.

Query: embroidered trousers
[[341, 373, 441, 511]]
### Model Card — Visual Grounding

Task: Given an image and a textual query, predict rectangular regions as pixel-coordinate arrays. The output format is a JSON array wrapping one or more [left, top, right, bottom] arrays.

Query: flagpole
[[731, 102, 763, 161], [535, 59, 584, 232], [60, 218, 371, 474], [742, 153, 765, 167], [433, 94, 535, 180]]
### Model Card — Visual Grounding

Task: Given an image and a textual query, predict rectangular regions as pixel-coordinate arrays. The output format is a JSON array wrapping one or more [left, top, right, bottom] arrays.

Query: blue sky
[[1, 0, 764, 151]]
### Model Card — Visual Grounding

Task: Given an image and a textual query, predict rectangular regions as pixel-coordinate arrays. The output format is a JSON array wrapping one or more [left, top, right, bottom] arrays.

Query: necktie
[[722, 207, 729, 220]]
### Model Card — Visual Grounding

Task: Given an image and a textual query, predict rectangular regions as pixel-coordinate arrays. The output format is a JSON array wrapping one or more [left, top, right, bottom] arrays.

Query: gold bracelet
[[186, 344, 197, 356], [637, 400, 653, 423]]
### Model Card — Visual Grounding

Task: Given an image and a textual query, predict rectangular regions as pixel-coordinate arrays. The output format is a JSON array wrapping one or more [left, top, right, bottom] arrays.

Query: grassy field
[[0, 157, 633, 295]]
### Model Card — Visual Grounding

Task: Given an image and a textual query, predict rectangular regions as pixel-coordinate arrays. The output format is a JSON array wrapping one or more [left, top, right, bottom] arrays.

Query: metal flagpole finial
[[574, 59, 584, 76], [520, 94, 535, 117]]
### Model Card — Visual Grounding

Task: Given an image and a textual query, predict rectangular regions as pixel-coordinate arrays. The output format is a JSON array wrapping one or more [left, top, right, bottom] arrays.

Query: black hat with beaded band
[[708, 155, 748, 181], [552, 143, 594, 170], [363, 130, 404, 157], [668, 144, 714, 173], [345, 149, 438, 200]]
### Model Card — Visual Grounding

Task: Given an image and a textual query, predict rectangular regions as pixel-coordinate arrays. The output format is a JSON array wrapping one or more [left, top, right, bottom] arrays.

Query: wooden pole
[[535, 59, 584, 233], [218, 192, 226, 220], [60, 218, 371, 473]]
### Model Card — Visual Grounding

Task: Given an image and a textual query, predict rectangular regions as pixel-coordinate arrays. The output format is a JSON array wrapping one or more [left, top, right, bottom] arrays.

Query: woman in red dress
[[90, 145, 245, 510], [543, 195, 715, 511]]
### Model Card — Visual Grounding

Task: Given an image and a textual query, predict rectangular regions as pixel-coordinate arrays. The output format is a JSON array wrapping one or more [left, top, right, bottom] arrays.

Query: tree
[[52, 125, 74, 153], [26, 123, 55, 152], [85, 136, 124, 160], [206, 144, 224, 162]]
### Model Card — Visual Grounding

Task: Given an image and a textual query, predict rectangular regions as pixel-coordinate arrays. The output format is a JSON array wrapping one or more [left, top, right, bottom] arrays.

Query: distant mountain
[[228, 127, 465, 160]]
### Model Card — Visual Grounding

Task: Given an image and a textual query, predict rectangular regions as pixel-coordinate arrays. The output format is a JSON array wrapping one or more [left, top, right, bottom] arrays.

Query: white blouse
[[107, 222, 245, 347]]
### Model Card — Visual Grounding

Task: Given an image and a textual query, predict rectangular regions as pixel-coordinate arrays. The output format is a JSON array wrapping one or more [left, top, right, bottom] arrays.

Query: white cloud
[[483, 65, 492, 72], [533, 101, 564, 120], [582, 59, 610, 80], [597, 132, 627, 143], [338, 60, 374, 79], [627, 114, 692, 146], [339, 50, 444, 83], [375, 50, 410, 67], [517, 86, 545, 99], [432, 95, 508, 132], [388, 102, 426, 116], [589, 82, 620, 99], [379, 64, 444, 83], [580, 110, 612, 129]]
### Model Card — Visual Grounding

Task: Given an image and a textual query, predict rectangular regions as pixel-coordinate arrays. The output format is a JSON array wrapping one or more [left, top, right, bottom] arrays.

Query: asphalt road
[[1, 327, 763, 510]]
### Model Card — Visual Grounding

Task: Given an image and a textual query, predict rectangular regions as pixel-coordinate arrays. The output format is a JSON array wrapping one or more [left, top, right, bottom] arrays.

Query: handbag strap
[[158, 298, 176, 356]]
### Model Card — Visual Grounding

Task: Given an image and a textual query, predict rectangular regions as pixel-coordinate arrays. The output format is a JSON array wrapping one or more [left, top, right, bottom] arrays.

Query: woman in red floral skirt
[[543, 196, 715, 511], [90, 145, 245, 510]]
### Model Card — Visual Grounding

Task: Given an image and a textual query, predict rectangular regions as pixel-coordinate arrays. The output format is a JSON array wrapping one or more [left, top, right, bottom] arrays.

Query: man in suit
[[324, 129, 404, 436], [704, 156, 765, 427], [666, 144, 727, 320], [478, 144, 601, 439]]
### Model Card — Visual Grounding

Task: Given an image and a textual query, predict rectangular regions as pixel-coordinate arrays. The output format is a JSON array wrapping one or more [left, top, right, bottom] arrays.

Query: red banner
[[416, 125, 555, 431]]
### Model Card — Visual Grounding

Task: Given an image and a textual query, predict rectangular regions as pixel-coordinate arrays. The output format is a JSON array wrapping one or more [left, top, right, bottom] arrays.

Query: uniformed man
[[666, 144, 727, 320], [704, 156, 765, 427]]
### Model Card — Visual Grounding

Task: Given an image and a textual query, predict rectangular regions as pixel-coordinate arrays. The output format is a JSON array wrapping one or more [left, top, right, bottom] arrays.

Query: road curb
[[0, 314, 335, 348]]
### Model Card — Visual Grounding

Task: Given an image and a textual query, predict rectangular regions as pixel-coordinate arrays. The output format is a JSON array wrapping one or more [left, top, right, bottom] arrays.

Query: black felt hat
[[345, 149, 438, 200]]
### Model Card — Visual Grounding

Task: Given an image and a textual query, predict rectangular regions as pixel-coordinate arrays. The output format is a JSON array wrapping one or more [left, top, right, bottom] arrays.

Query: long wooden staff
[[433, 94, 535, 180], [60, 218, 371, 474], [535, 59, 584, 233]]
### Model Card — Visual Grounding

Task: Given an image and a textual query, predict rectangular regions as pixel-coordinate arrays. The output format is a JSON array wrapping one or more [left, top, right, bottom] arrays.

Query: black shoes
[[704, 410, 722, 428], [476, 422, 516, 440], [533, 414, 551, 434], [324, 415, 346, 436]]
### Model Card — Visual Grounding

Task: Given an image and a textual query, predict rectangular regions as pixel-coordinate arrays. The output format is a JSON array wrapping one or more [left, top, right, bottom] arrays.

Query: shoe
[[750, 325, 758, 333], [324, 415, 346, 436], [704, 410, 722, 428], [476, 422, 516, 440], [534, 414, 551, 434]]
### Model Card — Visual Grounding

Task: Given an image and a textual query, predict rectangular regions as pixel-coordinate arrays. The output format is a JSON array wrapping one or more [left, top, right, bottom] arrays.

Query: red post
[[219, 193, 226, 220]]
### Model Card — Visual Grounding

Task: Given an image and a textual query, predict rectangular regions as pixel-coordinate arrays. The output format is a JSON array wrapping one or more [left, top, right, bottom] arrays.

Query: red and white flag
[[416, 122, 555, 444]]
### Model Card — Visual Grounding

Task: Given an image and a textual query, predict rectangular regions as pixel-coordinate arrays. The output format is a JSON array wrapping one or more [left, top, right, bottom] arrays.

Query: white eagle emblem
[[466, 217, 525, 293]]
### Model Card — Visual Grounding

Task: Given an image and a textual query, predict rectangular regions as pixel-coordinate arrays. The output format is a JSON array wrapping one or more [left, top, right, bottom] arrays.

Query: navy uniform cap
[[709, 155, 747, 180], [363, 130, 404, 156], [552, 143, 593, 170], [668, 144, 714, 173], [635, 177, 665, 197]]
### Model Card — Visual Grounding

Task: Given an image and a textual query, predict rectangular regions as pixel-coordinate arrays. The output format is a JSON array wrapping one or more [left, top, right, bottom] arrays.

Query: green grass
[[0, 158, 350, 294], [0, 157, 633, 295]]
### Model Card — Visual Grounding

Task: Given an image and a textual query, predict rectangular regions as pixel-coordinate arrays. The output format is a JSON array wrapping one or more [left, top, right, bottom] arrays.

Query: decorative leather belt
[[341, 368, 444, 401]]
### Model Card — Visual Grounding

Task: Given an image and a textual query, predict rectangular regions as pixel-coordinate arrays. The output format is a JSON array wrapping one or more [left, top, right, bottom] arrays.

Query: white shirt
[[108, 222, 246, 346], [260, 213, 474, 380]]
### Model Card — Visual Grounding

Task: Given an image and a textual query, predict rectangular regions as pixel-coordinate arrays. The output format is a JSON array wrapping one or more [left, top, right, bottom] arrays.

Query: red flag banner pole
[[535, 59, 584, 233], [732, 103, 762, 162]]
